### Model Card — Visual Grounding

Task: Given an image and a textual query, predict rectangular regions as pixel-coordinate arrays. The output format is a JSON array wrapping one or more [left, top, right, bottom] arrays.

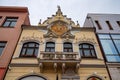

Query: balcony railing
[[40, 51, 80, 60]]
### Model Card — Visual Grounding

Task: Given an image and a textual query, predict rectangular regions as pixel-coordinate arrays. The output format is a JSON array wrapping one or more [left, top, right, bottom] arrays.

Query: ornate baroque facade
[[4, 7, 110, 80]]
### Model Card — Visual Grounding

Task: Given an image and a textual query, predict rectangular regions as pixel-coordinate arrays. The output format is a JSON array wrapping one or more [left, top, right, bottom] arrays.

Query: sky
[[0, 0, 120, 26]]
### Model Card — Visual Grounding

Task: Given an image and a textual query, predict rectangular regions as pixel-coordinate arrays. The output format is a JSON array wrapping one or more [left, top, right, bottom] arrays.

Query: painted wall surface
[[0, 68, 6, 80], [5, 26, 110, 80], [5, 67, 110, 80], [0, 7, 30, 80]]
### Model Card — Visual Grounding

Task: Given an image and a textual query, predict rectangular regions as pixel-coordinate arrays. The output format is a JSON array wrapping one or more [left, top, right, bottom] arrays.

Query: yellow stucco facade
[[5, 6, 110, 80]]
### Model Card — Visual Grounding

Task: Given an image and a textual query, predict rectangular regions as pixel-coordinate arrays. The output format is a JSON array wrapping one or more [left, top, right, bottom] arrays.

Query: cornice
[[0, 6, 29, 13]]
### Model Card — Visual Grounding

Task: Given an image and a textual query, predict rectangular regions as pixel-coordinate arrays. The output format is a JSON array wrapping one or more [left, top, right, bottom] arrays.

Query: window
[[2, 17, 18, 27], [87, 76, 102, 80], [20, 42, 39, 57], [64, 42, 73, 52], [95, 20, 102, 29], [19, 75, 46, 80], [0, 42, 6, 56], [79, 43, 96, 58], [0, 16, 2, 20], [45, 42, 55, 52], [117, 21, 120, 27], [98, 34, 120, 62], [106, 21, 113, 30]]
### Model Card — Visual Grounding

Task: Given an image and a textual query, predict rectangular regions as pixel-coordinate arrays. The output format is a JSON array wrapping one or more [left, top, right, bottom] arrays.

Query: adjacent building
[[83, 14, 120, 80], [5, 7, 110, 80], [0, 6, 30, 80]]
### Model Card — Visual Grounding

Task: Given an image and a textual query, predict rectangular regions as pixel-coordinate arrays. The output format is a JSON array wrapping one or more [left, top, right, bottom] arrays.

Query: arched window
[[64, 42, 73, 52], [87, 76, 102, 80], [20, 42, 39, 57], [19, 75, 47, 80], [45, 42, 55, 52], [79, 43, 96, 58]]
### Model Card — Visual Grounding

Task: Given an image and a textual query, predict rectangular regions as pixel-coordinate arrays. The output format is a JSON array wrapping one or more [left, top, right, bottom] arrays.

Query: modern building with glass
[[84, 13, 120, 80]]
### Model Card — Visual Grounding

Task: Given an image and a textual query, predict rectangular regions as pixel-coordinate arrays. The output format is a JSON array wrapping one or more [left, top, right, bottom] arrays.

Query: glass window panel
[[24, 44, 27, 47], [79, 45, 82, 48], [46, 43, 55, 47], [50, 48, 55, 52], [36, 44, 39, 47], [20, 76, 45, 80], [83, 44, 89, 48], [64, 43, 72, 47], [0, 43, 6, 46], [10, 22, 16, 27], [68, 49, 73, 52], [45, 48, 50, 52], [7, 18, 17, 21], [64, 49, 67, 52], [21, 48, 26, 55], [0, 48, 4, 55], [3, 22, 10, 26], [98, 34, 110, 39], [90, 46, 94, 48], [84, 50, 91, 56], [111, 34, 120, 39], [26, 49, 34, 55], [91, 50, 95, 56], [28, 43, 35, 47], [35, 49, 38, 56], [114, 40, 120, 53], [80, 50, 83, 56], [106, 56, 120, 62], [100, 40, 118, 54]]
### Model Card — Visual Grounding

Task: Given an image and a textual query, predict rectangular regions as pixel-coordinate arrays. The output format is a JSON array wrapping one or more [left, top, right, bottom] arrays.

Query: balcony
[[38, 52, 81, 73]]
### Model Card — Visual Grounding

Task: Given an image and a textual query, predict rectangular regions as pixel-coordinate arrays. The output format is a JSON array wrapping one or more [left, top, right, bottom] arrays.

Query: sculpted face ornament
[[51, 22, 68, 36]]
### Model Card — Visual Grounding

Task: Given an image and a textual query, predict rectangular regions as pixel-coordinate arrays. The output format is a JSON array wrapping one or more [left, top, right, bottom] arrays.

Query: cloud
[[0, 0, 120, 26]]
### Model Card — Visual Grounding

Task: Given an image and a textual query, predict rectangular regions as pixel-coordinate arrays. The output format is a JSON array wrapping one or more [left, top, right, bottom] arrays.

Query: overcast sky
[[0, 0, 120, 26]]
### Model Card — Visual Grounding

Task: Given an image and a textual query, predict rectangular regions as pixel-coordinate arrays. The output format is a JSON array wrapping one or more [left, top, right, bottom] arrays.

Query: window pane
[[80, 50, 83, 56], [26, 49, 34, 55], [3, 17, 18, 27], [64, 49, 67, 52], [36, 44, 39, 47], [100, 40, 118, 54], [10, 22, 16, 27], [90, 46, 94, 48], [35, 49, 38, 56], [50, 48, 55, 52], [84, 50, 91, 56], [79, 45, 82, 48], [64, 43, 72, 47], [91, 50, 95, 56], [83, 44, 89, 48], [0, 48, 4, 55], [21, 48, 26, 55], [7, 18, 17, 21], [20, 76, 45, 80], [0, 42, 6, 56], [3, 22, 10, 26], [106, 56, 120, 62], [0, 43, 6, 46], [111, 34, 120, 39], [114, 40, 120, 53], [28, 43, 35, 47], [45, 48, 50, 52], [68, 49, 73, 52], [46, 43, 55, 47], [98, 34, 110, 39]]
